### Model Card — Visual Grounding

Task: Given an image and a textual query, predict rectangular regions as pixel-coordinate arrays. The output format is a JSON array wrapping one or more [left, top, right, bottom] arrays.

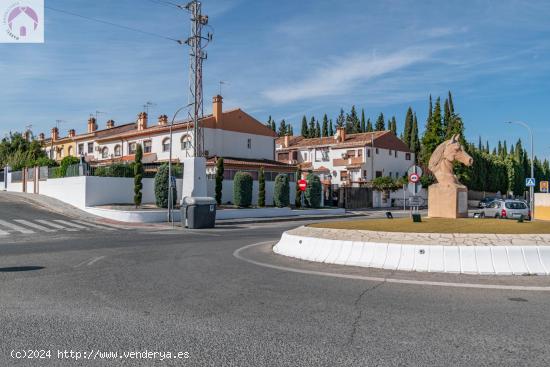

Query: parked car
[[481, 199, 531, 220], [478, 197, 497, 208]]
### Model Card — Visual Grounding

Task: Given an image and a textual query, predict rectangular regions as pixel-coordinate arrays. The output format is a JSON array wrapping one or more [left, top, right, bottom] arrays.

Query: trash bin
[[181, 197, 216, 229]]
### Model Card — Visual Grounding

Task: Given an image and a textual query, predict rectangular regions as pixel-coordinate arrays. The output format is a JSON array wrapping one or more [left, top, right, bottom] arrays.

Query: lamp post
[[505, 121, 535, 217], [167, 104, 193, 224]]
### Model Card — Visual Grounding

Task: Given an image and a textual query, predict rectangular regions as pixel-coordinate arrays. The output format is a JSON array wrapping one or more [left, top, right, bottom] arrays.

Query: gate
[[339, 187, 372, 209]]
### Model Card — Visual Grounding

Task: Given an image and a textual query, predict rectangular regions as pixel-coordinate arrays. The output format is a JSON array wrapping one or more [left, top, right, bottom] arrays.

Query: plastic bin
[[181, 197, 216, 229]]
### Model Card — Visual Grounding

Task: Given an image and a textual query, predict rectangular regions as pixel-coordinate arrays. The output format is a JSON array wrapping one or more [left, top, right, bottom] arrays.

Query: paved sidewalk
[[289, 225, 550, 246]]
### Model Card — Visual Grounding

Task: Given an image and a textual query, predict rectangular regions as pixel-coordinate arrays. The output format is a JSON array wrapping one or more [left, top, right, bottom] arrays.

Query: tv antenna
[[143, 101, 156, 115]]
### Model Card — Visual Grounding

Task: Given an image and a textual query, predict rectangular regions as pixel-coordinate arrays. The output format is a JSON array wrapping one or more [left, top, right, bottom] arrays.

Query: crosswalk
[[0, 218, 121, 236]]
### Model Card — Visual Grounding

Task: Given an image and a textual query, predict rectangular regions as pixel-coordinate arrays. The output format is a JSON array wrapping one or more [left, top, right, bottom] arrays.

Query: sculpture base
[[428, 184, 468, 219]]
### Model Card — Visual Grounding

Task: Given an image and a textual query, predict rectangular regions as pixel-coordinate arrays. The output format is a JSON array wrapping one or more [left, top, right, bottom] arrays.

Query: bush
[[33, 156, 57, 168], [372, 176, 399, 192], [304, 173, 322, 208], [273, 173, 290, 207], [134, 144, 144, 207], [55, 156, 80, 178], [233, 171, 253, 207], [295, 169, 302, 208], [154, 163, 177, 208], [215, 158, 224, 205], [258, 167, 266, 207]]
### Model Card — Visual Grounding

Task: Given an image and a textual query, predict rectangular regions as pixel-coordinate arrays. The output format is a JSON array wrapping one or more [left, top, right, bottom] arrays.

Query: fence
[[11, 170, 23, 183], [0, 169, 4, 183], [338, 187, 373, 209]]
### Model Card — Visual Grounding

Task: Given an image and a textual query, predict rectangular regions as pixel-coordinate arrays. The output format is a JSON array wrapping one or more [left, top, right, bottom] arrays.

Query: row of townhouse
[[275, 127, 414, 188], [37, 96, 295, 181]]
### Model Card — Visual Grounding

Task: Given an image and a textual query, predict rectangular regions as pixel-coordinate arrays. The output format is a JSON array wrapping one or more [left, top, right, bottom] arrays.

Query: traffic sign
[[407, 165, 423, 177], [409, 173, 420, 184], [298, 179, 307, 191], [409, 196, 423, 206], [526, 177, 536, 187], [541, 181, 549, 193]]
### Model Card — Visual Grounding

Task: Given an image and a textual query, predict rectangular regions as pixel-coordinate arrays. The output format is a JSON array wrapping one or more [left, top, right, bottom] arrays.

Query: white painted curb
[[273, 232, 550, 275]]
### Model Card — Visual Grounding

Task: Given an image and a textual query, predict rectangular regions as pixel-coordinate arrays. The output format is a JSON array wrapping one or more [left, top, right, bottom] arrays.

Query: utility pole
[[184, 0, 212, 157]]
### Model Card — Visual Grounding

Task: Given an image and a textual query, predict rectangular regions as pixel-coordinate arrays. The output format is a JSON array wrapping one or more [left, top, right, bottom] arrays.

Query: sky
[[1, 0, 550, 158]]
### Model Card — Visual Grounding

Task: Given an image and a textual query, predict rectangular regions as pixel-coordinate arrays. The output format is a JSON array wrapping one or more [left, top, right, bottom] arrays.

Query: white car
[[481, 199, 531, 220]]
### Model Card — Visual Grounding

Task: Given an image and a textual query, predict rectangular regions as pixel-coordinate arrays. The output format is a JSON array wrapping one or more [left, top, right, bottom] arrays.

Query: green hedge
[[304, 173, 322, 208], [233, 171, 253, 207], [273, 174, 290, 207], [154, 164, 177, 208]]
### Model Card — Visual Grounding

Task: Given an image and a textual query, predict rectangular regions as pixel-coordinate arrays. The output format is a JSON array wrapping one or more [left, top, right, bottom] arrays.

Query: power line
[[45, 5, 182, 43], [146, 0, 184, 9]]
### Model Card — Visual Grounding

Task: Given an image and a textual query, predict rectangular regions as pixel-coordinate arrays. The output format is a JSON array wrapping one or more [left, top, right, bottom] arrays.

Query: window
[[389, 172, 392, 178], [68, 146, 73, 156], [143, 140, 152, 153], [389, 149, 392, 155], [114, 145, 122, 157], [87, 142, 94, 154], [247, 138, 252, 149], [101, 147, 109, 159], [181, 135, 192, 150], [129, 142, 137, 155], [346, 150, 356, 158], [405, 153, 411, 161], [292, 151, 298, 160], [395, 150, 398, 158], [278, 152, 289, 161], [366, 149, 371, 158], [358, 149, 363, 157], [162, 138, 170, 152], [78, 144, 84, 155], [376, 171, 382, 178], [375, 148, 379, 154], [304, 152, 308, 161], [363, 170, 367, 178], [340, 171, 348, 181]]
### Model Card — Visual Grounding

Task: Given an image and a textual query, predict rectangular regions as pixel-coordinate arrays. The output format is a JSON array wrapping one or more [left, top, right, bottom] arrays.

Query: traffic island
[[273, 218, 550, 275]]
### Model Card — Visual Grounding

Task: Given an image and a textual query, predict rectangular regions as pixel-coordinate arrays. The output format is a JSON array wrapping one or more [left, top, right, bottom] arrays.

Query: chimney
[[213, 95, 223, 124], [68, 129, 76, 138], [137, 112, 148, 131], [51, 127, 59, 141], [23, 130, 31, 141], [87, 117, 97, 133], [283, 135, 290, 148], [335, 126, 346, 143], [38, 133, 45, 141], [106, 119, 115, 129], [158, 114, 168, 126]]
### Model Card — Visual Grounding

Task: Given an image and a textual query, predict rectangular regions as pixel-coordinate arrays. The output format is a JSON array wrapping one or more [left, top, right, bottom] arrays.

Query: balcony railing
[[333, 156, 364, 166]]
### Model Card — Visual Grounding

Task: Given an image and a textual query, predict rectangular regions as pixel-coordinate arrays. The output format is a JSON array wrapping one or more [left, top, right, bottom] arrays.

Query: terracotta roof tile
[[206, 156, 296, 171]]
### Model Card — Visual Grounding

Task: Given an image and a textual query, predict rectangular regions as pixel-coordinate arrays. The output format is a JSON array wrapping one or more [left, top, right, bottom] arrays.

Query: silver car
[[481, 199, 531, 220]]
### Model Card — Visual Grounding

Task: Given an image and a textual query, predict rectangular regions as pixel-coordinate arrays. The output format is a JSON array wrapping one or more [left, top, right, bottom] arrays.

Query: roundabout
[[272, 218, 550, 276]]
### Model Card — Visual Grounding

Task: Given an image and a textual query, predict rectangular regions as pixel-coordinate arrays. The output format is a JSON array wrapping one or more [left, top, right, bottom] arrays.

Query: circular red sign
[[409, 173, 420, 183], [298, 179, 307, 191]]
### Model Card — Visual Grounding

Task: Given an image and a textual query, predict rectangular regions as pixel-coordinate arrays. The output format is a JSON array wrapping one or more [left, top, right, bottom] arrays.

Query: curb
[[216, 213, 365, 226], [273, 232, 550, 276]]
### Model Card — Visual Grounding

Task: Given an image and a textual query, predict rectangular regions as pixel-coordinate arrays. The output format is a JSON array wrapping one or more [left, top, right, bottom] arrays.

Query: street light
[[505, 121, 534, 216], [168, 104, 193, 224]]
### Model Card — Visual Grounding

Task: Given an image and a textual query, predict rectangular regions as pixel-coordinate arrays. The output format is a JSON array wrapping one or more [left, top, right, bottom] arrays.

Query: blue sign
[[526, 178, 536, 187]]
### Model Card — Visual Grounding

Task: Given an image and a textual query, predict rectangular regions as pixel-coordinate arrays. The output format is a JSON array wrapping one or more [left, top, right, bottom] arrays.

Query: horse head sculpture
[[428, 134, 473, 187]]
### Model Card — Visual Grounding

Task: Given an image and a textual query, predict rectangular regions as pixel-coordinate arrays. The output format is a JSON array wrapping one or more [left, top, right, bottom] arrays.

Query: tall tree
[[328, 119, 334, 136], [301, 116, 309, 137], [277, 120, 288, 137], [375, 113, 385, 131], [347, 105, 360, 133], [309, 117, 316, 137], [288, 124, 294, 136], [410, 113, 420, 163], [448, 91, 455, 114], [266, 115, 273, 129], [322, 114, 329, 137], [258, 167, 265, 207], [315, 120, 321, 138], [390, 116, 397, 135], [366, 118, 373, 132], [336, 108, 345, 128], [215, 157, 224, 205], [478, 136, 483, 151], [403, 107, 413, 146], [360, 108, 366, 133], [443, 98, 451, 136], [420, 97, 444, 164], [133, 144, 143, 208]]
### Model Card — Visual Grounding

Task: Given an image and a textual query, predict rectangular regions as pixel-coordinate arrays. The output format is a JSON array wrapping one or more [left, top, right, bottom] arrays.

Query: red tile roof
[[207, 156, 296, 171]]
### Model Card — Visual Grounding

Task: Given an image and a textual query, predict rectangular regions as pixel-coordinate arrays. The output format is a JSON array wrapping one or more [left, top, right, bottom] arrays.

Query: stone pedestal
[[428, 184, 468, 218], [181, 157, 207, 200]]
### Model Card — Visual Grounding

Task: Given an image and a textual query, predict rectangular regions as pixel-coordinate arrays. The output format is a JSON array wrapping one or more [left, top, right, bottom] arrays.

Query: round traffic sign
[[298, 179, 307, 191], [409, 173, 420, 183]]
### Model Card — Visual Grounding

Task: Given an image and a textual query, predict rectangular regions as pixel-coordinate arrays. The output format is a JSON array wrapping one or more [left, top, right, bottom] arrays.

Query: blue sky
[[1, 0, 550, 158]]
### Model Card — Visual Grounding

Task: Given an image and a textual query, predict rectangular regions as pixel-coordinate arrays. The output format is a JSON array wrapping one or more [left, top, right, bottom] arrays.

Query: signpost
[[407, 165, 423, 215], [526, 177, 536, 187], [541, 181, 549, 193], [298, 179, 307, 192]]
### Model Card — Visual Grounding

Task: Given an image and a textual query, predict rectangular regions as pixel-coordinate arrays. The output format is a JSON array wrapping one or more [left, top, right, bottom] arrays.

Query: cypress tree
[[348, 105, 360, 133], [486, 141, 490, 153], [315, 120, 321, 138], [478, 136, 483, 151], [360, 108, 366, 133], [433, 97, 444, 140], [421, 96, 444, 165], [375, 113, 385, 131], [403, 107, 413, 146], [215, 157, 224, 205], [390, 116, 397, 135], [443, 99, 451, 138], [301, 116, 309, 137], [258, 167, 265, 207], [295, 169, 302, 208], [322, 114, 329, 137], [336, 108, 345, 127], [288, 124, 294, 136], [278, 120, 288, 137], [502, 141, 508, 157], [411, 113, 420, 162], [133, 144, 143, 208], [309, 117, 316, 137], [266, 115, 273, 129], [366, 118, 373, 132], [497, 141, 503, 156], [448, 91, 455, 114], [329, 119, 334, 136]]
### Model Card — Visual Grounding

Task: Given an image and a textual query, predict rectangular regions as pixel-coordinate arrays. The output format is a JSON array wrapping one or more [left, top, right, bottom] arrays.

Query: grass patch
[[309, 217, 550, 234]]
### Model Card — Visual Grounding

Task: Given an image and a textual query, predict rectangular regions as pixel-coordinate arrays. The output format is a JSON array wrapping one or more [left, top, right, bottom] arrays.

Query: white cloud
[[262, 46, 446, 104]]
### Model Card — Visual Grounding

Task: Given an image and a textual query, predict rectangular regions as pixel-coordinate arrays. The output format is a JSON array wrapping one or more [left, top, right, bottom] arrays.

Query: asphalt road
[[0, 192, 549, 366]]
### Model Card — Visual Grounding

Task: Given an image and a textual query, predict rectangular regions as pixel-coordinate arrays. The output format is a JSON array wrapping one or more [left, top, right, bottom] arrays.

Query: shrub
[[304, 173, 322, 208], [372, 176, 399, 192], [258, 167, 266, 207], [273, 173, 290, 207], [295, 169, 302, 208], [55, 156, 80, 178], [134, 144, 143, 207], [215, 158, 224, 205], [154, 163, 177, 208], [33, 156, 57, 168], [233, 171, 253, 207]]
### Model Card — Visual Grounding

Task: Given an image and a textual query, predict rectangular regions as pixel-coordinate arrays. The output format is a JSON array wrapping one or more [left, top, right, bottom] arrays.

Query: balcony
[[333, 156, 364, 166]]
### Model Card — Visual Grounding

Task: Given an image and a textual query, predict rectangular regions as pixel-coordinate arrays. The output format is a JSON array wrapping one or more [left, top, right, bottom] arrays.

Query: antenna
[[55, 119, 66, 129], [184, 0, 212, 157], [95, 110, 107, 121], [143, 101, 156, 115], [219, 81, 227, 96]]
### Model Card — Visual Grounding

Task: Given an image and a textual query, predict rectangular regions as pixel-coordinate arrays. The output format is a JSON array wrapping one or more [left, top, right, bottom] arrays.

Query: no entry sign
[[409, 173, 420, 183], [298, 179, 307, 191]]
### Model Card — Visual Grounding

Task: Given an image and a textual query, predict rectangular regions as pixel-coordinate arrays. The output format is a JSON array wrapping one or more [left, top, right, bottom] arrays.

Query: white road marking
[[14, 219, 57, 233], [74, 256, 106, 268], [71, 220, 116, 231], [53, 220, 88, 229], [234, 242, 550, 292], [35, 219, 78, 231], [0, 228, 8, 236], [0, 219, 34, 234]]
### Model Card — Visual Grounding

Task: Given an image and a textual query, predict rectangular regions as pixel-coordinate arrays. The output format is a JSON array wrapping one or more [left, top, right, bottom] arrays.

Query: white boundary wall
[[274, 232, 550, 275]]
